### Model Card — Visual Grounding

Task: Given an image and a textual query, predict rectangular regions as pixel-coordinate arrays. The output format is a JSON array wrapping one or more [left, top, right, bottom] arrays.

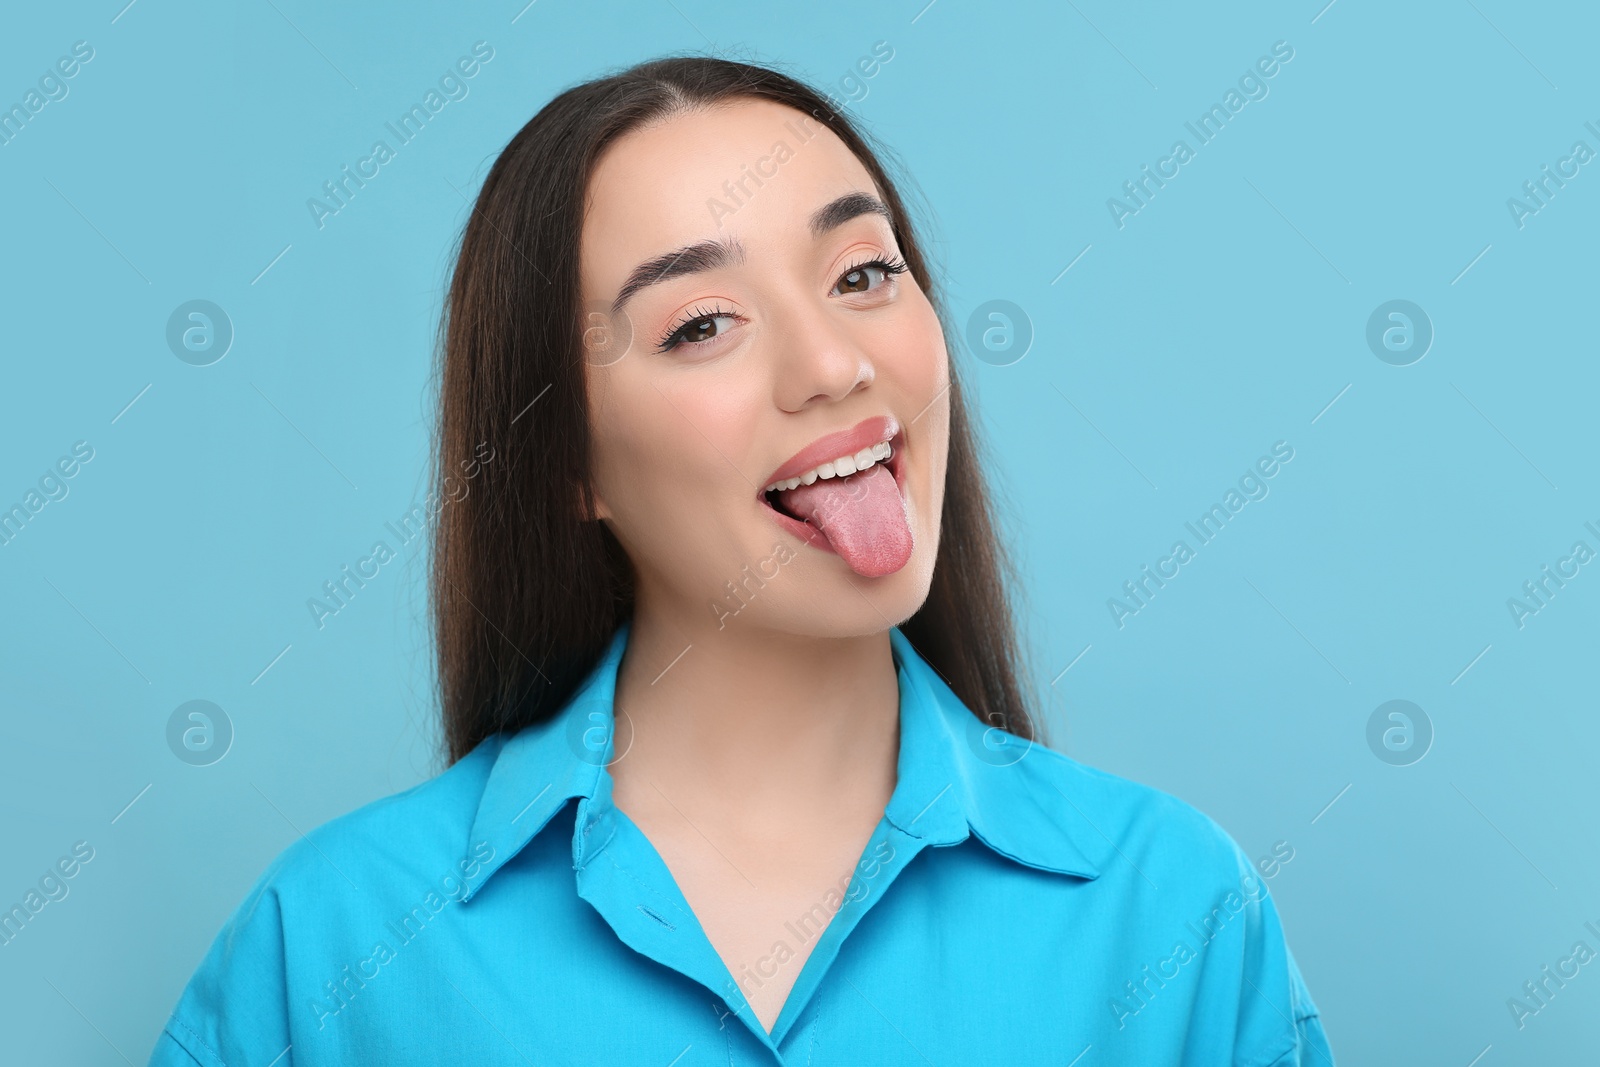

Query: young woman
[[151, 56, 1334, 1065]]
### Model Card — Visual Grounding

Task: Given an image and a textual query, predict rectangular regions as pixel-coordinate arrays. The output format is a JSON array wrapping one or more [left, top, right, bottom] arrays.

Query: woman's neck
[[608, 596, 901, 836]]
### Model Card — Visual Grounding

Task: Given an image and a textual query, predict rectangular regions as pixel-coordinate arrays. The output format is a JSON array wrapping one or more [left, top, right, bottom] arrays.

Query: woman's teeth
[[763, 441, 893, 493]]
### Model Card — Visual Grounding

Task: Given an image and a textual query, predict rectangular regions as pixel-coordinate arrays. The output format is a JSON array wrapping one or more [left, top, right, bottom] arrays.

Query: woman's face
[[579, 98, 950, 638]]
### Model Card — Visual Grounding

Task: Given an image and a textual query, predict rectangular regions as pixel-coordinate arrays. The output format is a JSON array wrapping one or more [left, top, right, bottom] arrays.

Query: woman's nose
[[771, 300, 876, 412]]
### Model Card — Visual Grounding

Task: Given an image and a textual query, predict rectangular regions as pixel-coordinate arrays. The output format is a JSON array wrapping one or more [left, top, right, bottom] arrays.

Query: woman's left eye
[[833, 255, 908, 296]]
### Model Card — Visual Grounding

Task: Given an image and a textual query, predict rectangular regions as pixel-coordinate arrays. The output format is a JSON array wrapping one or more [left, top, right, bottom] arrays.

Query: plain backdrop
[[2, 1, 1597, 1063]]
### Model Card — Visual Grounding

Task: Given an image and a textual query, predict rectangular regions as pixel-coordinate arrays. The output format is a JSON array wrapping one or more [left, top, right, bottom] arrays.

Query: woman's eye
[[836, 265, 883, 294], [659, 311, 736, 352], [833, 256, 908, 297]]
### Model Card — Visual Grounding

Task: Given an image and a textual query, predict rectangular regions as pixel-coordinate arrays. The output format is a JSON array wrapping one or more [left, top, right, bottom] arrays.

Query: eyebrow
[[608, 192, 895, 318], [808, 190, 892, 239]]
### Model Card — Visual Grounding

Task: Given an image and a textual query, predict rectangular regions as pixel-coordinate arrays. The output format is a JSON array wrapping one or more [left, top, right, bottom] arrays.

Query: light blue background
[[3, 1, 1597, 1062]]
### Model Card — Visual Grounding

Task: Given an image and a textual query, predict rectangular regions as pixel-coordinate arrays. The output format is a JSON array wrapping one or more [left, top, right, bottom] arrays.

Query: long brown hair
[[430, 54, 1037, 764]]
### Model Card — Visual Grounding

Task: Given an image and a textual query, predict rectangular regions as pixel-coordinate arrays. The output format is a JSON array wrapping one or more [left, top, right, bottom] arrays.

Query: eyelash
[[653, 255, 911, 353], [838, 253, 910, 289]]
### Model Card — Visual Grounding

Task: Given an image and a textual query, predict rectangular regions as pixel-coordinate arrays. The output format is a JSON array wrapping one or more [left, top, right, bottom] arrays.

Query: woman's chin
[[730, 548, 937, 639]]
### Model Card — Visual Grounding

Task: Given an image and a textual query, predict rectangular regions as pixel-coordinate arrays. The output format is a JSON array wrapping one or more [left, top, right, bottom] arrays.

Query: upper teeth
[[764, 441, 893, 493]]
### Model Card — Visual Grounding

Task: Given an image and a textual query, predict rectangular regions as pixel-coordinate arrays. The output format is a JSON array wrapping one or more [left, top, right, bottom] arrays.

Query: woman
[[151, 56, 1334, 1065]]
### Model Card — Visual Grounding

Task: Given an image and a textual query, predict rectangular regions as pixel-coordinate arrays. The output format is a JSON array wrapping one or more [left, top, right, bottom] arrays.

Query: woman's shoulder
[[151, 739, 516, 1065], [1011, 745, 1327, 1062], [908, 641, 1262, 885], [245, 736, 509, 907], [1010, 739, 1272, 887]]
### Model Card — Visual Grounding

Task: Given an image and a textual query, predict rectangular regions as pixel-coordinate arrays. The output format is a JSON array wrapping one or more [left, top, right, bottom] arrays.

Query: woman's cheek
[[656, 374, 764, 475], [873, 295, 943, 390], [610, 389, 741, 540]]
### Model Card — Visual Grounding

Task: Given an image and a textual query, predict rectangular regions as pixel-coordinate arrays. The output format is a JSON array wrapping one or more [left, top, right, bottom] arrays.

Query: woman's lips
[[760, 414, 901, 490], [758, 426, 907, 557]]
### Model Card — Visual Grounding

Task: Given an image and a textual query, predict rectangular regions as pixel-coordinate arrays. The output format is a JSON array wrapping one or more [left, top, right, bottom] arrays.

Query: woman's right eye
[[657, 307, 738, 352]]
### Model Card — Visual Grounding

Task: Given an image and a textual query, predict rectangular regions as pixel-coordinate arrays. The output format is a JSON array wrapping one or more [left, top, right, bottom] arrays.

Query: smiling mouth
[[761, 435, 901, 520], [757, 427, 913, 578]]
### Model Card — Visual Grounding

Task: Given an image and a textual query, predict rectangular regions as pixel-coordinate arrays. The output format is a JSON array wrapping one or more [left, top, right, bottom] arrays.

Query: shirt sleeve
[[1234, 863, 1336, 1067], [147, 859, 294, 1067]]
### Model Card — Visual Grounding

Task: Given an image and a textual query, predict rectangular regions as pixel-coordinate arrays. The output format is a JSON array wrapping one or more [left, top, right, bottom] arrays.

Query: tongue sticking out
[[775, 462, 913, 578]]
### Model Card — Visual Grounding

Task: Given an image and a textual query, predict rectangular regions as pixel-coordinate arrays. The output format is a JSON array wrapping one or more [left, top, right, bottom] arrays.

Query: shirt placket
[[571, 780, 790, 1060], [571, 784, 966, 1064], [763, 817, 961, 1049], [559, 624, 974, 1062]]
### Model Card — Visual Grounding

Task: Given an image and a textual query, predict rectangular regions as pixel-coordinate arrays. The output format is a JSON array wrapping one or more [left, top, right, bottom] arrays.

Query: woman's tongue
[[774, 463, 913, 578]]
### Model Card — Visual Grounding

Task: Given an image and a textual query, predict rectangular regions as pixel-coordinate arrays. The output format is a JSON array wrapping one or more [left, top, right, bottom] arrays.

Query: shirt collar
[[461, 622, 1099, 901], [882, 627, 1100, 880]]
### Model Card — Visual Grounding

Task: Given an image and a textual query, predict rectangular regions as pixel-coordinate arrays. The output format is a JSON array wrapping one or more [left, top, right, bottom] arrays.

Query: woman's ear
[[579, 484, 613, 523]]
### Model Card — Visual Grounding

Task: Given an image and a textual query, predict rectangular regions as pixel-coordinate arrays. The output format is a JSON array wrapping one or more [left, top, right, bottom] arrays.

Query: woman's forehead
[[580, 99, 879, 276]]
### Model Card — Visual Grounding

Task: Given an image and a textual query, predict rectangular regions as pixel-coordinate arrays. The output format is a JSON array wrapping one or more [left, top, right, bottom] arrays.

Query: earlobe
[[583, 487, 612, 523]]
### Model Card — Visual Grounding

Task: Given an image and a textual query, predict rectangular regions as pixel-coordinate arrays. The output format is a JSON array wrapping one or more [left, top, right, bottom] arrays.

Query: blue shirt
[[151, 624, 1334, 1066]]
